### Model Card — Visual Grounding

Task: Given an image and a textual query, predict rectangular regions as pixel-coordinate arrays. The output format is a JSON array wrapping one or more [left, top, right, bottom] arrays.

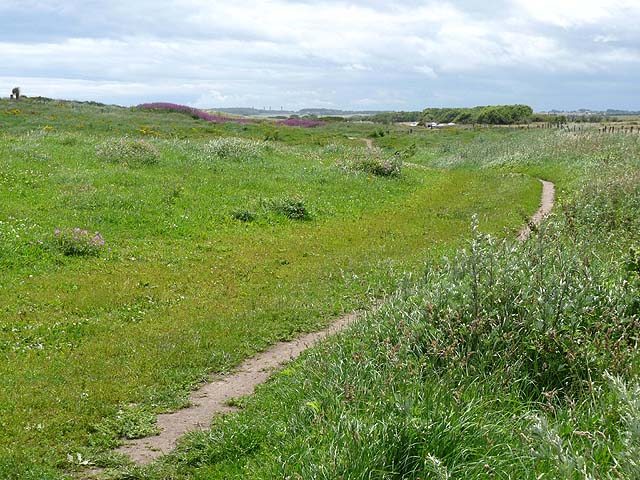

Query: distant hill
[[210, 107, 295, 116], [297, 108, 388, 116], [212, 107, 389, 117]]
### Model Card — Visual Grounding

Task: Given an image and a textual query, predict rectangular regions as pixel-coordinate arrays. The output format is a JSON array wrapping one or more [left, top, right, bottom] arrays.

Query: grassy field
[[0, 99, 545, 478], [110, 130, 639, 479]]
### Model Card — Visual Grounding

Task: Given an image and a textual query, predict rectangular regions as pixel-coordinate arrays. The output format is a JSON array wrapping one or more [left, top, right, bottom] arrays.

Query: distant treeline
[[362, 105, 534, 125], [365, 111, 423, 123], [422, 105, 534, 125]]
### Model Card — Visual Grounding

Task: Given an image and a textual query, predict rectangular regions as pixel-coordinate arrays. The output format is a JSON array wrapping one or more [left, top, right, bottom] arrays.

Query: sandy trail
[[517, 180, 555, 241], [116, 310, 367, 464], [115, 138, 555, 466], [348, 136, 373, 149]]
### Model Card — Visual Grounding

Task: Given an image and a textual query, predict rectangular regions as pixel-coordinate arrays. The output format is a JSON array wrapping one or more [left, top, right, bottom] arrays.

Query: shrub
[[95, 137, 160, 166], [53, 228, 105, 256], [263, 129, 280, 141]]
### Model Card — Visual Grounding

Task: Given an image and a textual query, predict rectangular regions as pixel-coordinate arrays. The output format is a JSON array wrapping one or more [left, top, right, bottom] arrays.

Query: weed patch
[[203, 137, 265, 162], [52, 228, 106, 256], [96, 137, 160, 166], [266, 196, 312, 220], [336, 146, 402, 177]]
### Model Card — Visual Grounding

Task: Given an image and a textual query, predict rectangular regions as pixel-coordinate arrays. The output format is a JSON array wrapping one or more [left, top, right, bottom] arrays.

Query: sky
[[1, 0, 639, 111]]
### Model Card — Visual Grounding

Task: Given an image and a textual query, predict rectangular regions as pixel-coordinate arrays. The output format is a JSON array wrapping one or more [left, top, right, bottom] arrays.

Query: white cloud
[[0, 0, 639, 109], [414, 65, 437, 78], [594, 35, 618, 43], [512, 0, 614, 27]]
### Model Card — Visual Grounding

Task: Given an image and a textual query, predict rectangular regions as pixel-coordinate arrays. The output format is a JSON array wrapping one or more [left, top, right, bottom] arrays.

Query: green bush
[[231, 209, 256, 222], [421, 104, 533, 125]]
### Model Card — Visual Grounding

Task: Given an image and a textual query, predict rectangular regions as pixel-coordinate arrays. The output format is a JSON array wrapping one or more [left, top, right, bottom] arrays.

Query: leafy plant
[[91, 405, 159, 442]]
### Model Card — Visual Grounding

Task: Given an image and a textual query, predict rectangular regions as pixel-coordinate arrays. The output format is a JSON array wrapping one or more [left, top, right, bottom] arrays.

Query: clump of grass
[[91, 405, 159, 443], [203, 137, 264, 162], [231, 209, 256, 222], [353, 153, 401, 177], [58, 134, 80, 147], [95, 137, 160, 166], [52, 228, 105, 257], [267, 196, 312, 220], [336, 146, 402, 177]]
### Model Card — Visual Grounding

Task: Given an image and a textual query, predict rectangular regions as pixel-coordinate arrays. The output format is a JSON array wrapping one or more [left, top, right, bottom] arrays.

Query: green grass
[[109, 129, 640, 480], [0, 98, 544, 477]]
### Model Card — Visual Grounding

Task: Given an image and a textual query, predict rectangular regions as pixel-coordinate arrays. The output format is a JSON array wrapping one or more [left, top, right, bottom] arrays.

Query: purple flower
[[276, 118, 325, 128], [136, 103, 253, 125], [54, 229, 61, 235]]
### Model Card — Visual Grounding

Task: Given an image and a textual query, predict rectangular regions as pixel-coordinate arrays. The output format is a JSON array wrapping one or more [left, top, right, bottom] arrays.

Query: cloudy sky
[[1, 0, 639, 111]]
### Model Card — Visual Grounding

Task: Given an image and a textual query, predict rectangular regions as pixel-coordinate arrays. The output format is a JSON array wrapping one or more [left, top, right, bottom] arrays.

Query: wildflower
[[136, 103, 253, 125], [53, 228, 106, 256], [276, 118, 325, 128]]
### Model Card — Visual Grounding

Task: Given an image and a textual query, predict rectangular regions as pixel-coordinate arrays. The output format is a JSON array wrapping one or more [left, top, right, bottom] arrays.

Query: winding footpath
[[115, 139, 556, 465], [116, 311, 367, 463], [517, 180, 555, 241]]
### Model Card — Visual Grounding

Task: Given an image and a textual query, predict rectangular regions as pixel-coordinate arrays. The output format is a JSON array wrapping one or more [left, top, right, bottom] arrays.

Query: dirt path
[[116, 310, 368, 464], [114, 142, 556, 466], [348, 136, 373, 149], [517, 179, 555, 241]]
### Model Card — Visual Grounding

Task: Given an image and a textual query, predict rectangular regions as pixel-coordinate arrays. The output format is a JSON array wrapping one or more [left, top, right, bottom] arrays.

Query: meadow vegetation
[[1, 98, 637, 479], [0, 98, 538, 478], [113, 131, 640, 479], [116, 133, 640, 479]]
